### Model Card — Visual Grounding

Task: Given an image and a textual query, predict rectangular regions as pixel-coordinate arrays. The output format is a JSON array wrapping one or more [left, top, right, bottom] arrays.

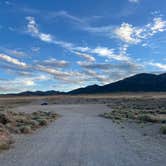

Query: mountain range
[[2, 73, 166, 96]]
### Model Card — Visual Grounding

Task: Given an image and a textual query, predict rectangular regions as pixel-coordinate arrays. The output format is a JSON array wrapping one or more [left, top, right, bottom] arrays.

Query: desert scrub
[[160, 126, 166, 135], [101, 107, 166, 125], [138, 114, 158, 123], [0, 141, 10, 150], [19, 126, 32, 134], [28, 120, 39, 128], [138, 114, 166, 123], [0, 111, 59, 151], [100, 109, 137, 122], [0, 125, 13, 151], [36, 119, 48, 126]]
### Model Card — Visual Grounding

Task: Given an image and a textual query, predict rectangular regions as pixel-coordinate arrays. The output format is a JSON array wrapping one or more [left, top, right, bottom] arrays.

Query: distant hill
[[1, 73, 166, 96], [5, 90, 64, 96], [68, 73, 166, 94]]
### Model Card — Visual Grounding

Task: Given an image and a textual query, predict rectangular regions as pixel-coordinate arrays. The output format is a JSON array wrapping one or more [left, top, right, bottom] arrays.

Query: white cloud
[[150, 17, 166, 34], [31, 47, 40, 52], [24, 16, 143, 87], [148, 62, 166, 70], [22, 79, 35, 86], [90, 46, 130, 61], [25, 16, 131, 62], [26, 16, 53, 43], [114, 23, 141, 44], [36, 65, 69, 77], [81, 16, 166, 45], [114, 17, 166, 44], [26, 16, 77, 50], [0, 47, 28, 57], [84, 69, 111, 84], [40, 58, 69, 67], [0, 74, 50, 93], [48, 11, 83, 24], [128, 0, 139, 3], [34, 64, 91, 84], [73, 51, 96, 62], [0, 53, 27, 68]]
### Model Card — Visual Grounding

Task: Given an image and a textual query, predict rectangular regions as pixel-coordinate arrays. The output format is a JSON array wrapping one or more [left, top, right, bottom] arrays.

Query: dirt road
[[0, 104, 166, 166]]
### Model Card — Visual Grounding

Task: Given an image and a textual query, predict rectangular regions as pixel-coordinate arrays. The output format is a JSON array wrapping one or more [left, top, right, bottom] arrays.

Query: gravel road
[[0, 104, 166, 166]]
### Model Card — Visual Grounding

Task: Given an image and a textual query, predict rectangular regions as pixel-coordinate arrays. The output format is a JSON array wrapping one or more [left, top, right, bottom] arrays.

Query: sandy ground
[[0, 104, 166, 166]]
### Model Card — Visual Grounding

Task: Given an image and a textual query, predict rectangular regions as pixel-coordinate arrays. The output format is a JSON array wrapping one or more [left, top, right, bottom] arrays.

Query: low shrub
[[0, 111, 58, 151], [19, 126, 32, 134], [37, 119, 48, 126], [0, 141, 10, 150], [138, 114, 157, 123], [160, 126, 166, 135]]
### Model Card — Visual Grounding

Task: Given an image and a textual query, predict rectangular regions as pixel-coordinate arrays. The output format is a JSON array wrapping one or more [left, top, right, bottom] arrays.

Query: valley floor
[[0, 104, 166, 166]]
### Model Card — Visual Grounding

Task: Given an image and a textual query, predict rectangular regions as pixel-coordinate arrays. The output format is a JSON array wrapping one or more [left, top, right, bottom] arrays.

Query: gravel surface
[[0, 104, 166, 166]]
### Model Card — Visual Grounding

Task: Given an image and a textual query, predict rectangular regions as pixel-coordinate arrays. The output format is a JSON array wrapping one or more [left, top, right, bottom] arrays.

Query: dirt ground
[[1, 93, 166, 140], [0, 93, 166, 165], [0, 104, 166, 166]]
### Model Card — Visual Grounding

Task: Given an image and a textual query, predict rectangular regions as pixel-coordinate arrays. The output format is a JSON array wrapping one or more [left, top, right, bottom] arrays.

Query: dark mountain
[[68, 84, 101, 95], [1, 73, 166, 96], [68, 73, 166, 94], [7, 90, 64, 96]]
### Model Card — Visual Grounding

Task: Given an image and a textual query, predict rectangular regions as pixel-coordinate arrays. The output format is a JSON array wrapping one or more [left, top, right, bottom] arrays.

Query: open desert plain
[[1, 0, 166, 165], [0, 93, 166, 166]]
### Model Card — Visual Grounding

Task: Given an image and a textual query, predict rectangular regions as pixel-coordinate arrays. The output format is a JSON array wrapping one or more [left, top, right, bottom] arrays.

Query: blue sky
[[0, 0, 166, 93]]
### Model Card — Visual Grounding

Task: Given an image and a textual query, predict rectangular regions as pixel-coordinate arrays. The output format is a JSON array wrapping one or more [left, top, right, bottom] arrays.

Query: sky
[[0, 0, 166, 93]]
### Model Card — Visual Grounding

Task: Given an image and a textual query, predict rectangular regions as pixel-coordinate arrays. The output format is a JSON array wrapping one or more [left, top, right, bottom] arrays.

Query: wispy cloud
[[83, 16, 166, 45], [77, 61, 141, 71], [73, 51, 96, 62], [25, 15, 150, 88], [0, 74, 50, 93], [31, 47, 40, 52], [89, 46, 130, 61], [0, 53, 27, 68], [114, 17, 166, 44], [25, 16, 131, 62], [26, 16, 54, 43], [128, 0, 139, 3], [0, 47, 28, 57], [36, 58, 69, 68], [48, 10, 84, 24], [148, 62, 166, 70]]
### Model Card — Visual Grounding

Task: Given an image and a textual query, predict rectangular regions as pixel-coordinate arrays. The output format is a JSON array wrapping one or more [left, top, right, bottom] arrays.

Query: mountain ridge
[[68, 73, 166, 94], [1, 73, 166, 96]]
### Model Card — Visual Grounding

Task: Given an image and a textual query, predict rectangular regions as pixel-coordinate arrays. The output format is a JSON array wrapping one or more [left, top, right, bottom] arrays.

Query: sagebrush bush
[[160, 126, 166, 134]]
